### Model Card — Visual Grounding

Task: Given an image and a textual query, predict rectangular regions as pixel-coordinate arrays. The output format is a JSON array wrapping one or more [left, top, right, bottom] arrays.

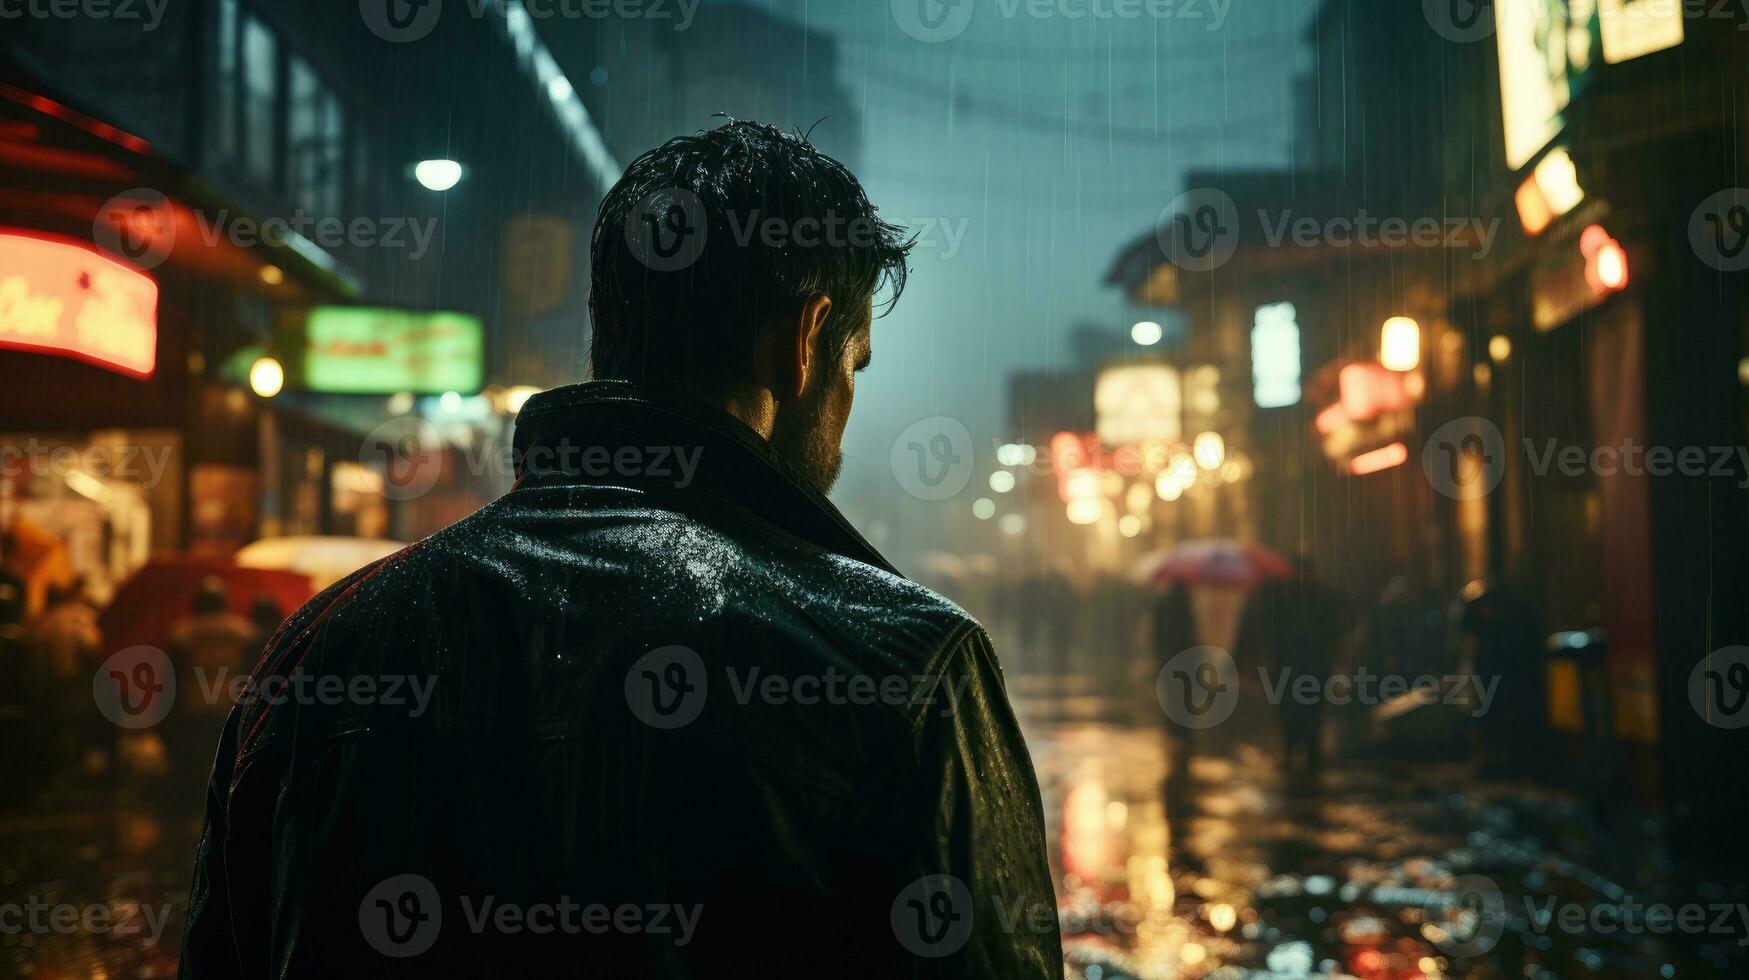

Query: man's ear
[[784, 294, 834, 399]]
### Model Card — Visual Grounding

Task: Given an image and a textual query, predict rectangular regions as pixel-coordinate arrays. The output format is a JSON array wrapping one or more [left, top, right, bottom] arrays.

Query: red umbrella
[[98, 556, 316, 654], [1137, 539, 1293, 590]]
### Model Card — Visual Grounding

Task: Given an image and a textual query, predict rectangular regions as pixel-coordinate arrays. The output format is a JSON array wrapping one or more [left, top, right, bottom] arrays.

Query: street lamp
[[249, 356, 284, 398], [1380, 317, 1421, 372], [414, 159, 464, 192]]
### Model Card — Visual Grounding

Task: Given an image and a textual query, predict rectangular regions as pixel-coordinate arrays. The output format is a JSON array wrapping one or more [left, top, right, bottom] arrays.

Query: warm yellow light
[[1534, 148, 1584, 217], [1065, 469, 1101, 501], [1192, 432, 1226, 471], [1118, 514, 1143, 538], [1180, 943, 1207, 966], [1380, 317, 1421, 372], [1167, 452, 1195, 481], [1208, 903, 1238, 932], [1125, 482, 1154, 514], [1155, 474, 1184, 502], [259, 264, 284, 285], [1066, 499, 1102, 525], [249, 357, 284, 398], [1489, 335, 1512, 363], [503, 385, 542, 414], [1596, 240, 1628, 290]]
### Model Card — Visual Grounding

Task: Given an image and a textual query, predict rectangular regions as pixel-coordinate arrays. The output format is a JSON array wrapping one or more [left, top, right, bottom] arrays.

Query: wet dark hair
[[588, 119, 913, 397]]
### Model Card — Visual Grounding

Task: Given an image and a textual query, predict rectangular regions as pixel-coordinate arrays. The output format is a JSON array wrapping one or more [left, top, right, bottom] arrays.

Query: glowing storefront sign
[[0, 231, 158, 378], [301, 306, 484, 394], [1094, 364, 1181, 446], [1599, 0, 1683, 64], [1497, 0, 1595, 170], [1251, 302, 1301, 408]]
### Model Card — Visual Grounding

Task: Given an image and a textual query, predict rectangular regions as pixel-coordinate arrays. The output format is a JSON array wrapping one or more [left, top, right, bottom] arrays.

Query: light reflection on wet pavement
[[4, 702, 1747, 977], [1013, 686, 1747, 980]]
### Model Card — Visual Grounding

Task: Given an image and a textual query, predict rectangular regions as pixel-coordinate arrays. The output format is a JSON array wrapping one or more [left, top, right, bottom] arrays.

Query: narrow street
[[6, 691, 1743, 978]]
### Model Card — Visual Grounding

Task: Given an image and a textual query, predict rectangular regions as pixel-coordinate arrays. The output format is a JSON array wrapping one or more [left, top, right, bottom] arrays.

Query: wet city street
[[6, 677, 1746, 978], [7, 0, 1749, 975]]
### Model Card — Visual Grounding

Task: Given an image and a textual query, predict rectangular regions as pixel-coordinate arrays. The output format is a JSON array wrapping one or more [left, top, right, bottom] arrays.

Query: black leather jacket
[[180, 382, 1063, 978]]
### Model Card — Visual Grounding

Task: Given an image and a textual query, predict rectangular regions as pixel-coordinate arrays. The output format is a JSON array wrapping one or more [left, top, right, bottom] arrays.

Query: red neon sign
[[1338, 361, 1410, 422], [1350, 442, 1408, 475], [0, 232, 158, 378]]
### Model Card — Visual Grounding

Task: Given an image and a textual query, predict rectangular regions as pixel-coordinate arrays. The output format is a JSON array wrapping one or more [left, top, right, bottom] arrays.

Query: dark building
[[1106, 0, 1749, 887], [1, 0, 619, 575]]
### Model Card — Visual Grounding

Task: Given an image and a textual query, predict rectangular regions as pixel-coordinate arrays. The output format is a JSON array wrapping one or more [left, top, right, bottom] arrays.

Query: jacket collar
[[510, 380, 899, 576]]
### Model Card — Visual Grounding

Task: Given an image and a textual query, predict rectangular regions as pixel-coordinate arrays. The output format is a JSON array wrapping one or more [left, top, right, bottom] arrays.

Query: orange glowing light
[[1580, 224, 1629, 295], [1515, 174, 1554, 236], [1350, 442, 1408, 475], [1595, 240, 1628, 290], [0, 231, 158, 378], [1315, 403, 1348, 435]]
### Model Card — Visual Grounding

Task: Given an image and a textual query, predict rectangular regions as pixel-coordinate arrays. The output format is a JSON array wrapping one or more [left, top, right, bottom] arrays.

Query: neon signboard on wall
[[300, 306, 483, 394], [0, 231, 158, 378]]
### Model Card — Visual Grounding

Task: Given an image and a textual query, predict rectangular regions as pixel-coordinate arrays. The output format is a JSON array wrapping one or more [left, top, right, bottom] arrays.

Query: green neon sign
[[301, 307, 483, 394]]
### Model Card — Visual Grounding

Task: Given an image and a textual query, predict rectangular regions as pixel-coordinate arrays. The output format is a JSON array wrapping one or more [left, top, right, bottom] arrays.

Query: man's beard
[[768, 380, 845, 496]]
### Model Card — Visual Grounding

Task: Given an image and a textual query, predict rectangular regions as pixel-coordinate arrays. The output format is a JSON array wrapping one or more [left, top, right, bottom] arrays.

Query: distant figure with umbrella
[[1141, 539, 1293, 825], [1153, 582, 1201, 828], [1235, 554, 1350, 791]]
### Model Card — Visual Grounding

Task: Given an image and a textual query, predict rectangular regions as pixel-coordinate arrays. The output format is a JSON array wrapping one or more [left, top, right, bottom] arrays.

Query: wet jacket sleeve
[[911, 625, 1064, 980]]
